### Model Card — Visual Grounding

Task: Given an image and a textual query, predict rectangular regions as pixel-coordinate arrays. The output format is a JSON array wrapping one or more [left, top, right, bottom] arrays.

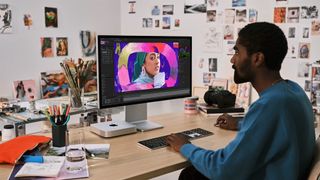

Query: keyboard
[[138, 128, 214, 150]]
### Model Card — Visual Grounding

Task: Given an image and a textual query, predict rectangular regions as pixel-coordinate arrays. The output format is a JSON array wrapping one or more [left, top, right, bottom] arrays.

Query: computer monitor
[[97, 35, 192, 131]]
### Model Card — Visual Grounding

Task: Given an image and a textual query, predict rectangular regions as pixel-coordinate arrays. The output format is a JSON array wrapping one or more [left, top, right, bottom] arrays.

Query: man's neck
[[251, 71, 282, 94]]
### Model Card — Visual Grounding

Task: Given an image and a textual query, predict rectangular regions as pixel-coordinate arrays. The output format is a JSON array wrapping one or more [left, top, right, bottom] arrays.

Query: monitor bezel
[[96, 35, 192, 109]]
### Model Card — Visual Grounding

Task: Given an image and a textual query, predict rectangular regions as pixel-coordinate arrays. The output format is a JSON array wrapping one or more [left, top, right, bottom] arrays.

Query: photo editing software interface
[[97, 36, 192, 109]]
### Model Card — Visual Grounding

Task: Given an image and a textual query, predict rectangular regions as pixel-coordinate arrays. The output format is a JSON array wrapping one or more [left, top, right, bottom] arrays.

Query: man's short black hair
[[238, 22, 288, 71]]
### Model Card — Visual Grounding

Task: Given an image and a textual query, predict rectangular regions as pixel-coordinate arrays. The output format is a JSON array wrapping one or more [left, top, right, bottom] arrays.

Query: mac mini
[[90, 121, 137, 137]]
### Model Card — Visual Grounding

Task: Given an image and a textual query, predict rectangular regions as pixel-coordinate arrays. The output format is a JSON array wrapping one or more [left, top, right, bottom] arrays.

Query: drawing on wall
[[162, 17, 171, 29], [232, 0, 246, 7], [0, 4, 12, 34], [287, 7, 299, 23], [207, 10, 216, 22], [142, 18, 152, 28], [302, 27, 310, 38], [274, 7, 286, 23], [208, 58, 217, 72], [41, 37, 54, 58], [56, 37, 68, 56], [248, 9, 258, 23], [236, 9, 247, 23], [13, 80, 37, 101], [223, 24, 234, 40], [151, 5, 160, 16], [207, 0, 218, 10], [128, 1, 136, 14], [23, 14, 32, 29], [225, 9, 235, 24], [311, 20, 320, 36], [203, 73, 215, 86], [163, 5, 174, 15], [226, 40, 236, 55], [198, 58, 204, 69], [80, 30, 96, 57], [45, 7, 58, 28], [204, 27, 222, 53], [301, 6, 318, 19], [288, 27, 296, 38], [41, 71, 69, 99], [184, 0, 207, 14], [236, 82, 251, 108], [299, 42, 310, 59], [297, 62, 309, 78]]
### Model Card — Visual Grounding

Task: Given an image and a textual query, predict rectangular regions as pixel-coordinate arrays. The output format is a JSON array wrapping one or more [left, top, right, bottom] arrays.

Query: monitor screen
[[97, 35, 192, 109]]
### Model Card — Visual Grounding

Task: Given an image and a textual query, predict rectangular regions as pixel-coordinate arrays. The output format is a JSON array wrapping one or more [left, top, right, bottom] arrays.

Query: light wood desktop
[[0, 112, 236, 180]]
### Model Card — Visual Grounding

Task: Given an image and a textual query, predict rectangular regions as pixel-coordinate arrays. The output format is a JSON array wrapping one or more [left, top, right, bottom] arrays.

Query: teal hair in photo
[[133, 52, 147, 81]]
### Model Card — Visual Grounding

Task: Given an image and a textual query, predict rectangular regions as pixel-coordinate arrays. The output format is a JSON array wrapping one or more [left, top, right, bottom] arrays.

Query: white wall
[[120, 0, 320, 106], [0, 0, 121, 98]]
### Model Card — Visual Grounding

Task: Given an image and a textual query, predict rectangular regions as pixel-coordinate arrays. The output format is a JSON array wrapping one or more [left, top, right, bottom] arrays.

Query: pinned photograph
[[208, 58, 217, 72], [151, 5, 160, 16], [232, 0, 246, 7], [297, 62, 309, 78], [41, 71, 69, 99], [184, 0, 207, 14], [225, 9, 235, 24], [207, 0, 219, 10], [80, 30, 96, 57], [276, 0, 288, 5], [304, 80, 311, 92], [301, 6, 318, 19], [203, 73, 215, 85], [162, 17, 171, 29], [248, 9, 258, 23], [288, 27, 296, 38], [226, 41, 236, 55], [163, 5, 174, 15], [198, 58, 204, 69], [287, 7, 300, 23], [207, 10, 216, 22], [155, 19, 160, 28], [287, 41, 297, 59], [299, 42, 310, 59], [41, 37, 54, 58], [56, 37, 68, 56], [174, 19, 180, 28], [45, 7, 58, 28], [13, 80, 37, 101], [128, 1, 136, 14], [302, 27, 310, 38], [236, 9, 247, 23], [223, 24, 234, 40], [142, 18, 153, 28], [311, 20, 320, 36], [23, 14, 32, 30], [274, 7, 286, 23], [0, 4, 12, 34]]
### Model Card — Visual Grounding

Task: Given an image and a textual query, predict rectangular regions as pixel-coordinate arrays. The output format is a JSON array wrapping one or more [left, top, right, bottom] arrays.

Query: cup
[[65, 129, 86, 173], [69, 88, 83, 108], [52, 124, 67, 147]]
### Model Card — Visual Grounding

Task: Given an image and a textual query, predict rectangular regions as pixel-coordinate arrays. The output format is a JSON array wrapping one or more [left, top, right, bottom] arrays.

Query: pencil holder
[[52, 124, 67, 147], [69, 87, 83, 108]]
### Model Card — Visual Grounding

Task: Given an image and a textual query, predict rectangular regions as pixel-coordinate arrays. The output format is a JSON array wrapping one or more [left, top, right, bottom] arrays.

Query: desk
[[0, 112, 236, 179]]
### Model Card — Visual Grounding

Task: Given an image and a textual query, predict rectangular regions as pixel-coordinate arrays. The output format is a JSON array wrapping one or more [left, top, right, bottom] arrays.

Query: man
[[166, 22, 315, 179]]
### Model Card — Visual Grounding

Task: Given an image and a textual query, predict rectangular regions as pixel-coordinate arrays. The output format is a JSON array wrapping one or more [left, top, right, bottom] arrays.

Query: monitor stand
[[126, 104, 163, 132]]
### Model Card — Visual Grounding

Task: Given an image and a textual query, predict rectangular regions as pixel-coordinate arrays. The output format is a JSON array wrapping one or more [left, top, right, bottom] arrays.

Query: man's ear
[[252, 52, 265, 67]]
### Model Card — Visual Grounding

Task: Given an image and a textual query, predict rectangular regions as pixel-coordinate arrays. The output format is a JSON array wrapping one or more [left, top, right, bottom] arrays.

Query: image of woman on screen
[[122, 50, 166, 91]]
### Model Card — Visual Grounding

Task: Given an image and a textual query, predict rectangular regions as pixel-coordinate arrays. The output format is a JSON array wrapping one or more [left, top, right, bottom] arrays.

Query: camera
[[204, 86, 236, 108]]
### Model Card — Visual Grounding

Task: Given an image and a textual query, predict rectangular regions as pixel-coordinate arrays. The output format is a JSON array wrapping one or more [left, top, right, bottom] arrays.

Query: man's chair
[[308, 135, 320, 180]]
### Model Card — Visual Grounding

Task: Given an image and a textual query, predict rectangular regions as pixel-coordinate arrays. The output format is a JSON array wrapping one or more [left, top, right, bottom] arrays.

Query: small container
[[2, 124, 16, 141], [184, 96, 199, 114]]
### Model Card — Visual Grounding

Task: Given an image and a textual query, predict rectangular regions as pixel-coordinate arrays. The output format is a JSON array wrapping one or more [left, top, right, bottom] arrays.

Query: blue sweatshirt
[[181, 80, 315, 180]]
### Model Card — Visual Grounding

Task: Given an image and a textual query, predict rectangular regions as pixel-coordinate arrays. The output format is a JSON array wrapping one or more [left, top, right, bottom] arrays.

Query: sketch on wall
[[204, 27, 222, 53], [301, 6, 318, 19], [128, 1, 136, 14], [0, 4, 12, 34], [287, 7, 299, 23]]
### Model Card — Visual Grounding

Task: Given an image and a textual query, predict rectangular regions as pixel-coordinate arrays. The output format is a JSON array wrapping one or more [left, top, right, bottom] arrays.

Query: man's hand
[[166, 134, 190, 152], [215, 113, 239, 131]]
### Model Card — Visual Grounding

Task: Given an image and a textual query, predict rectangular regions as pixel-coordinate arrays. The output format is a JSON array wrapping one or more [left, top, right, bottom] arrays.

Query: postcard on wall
[[223, 24, 234, 40], [226, 40, 236, 55], [151, 5, 160, 16], [56, 37, 68, 56], [207, 10, 216, 22], [232, 0, 246, 7], [287, 7, 300, 23], [0, 4, 12, 34], [248, 9, 258, 23], [174, 18, 181, 28], [311, 20, 320, 36], [163, 5, 174, 15], [225, 9, 235, 24], [80, 30, 96, 57], [236, 82, 251, 108], [208, 58, 217, 72], [305, 80, 311, 92], [203, 72, 215, 86], [162, 17, 171, 29], [12, 79, 37, 101], [287, 41, 297, 59], [142, 18, 153, 28], [41, 37, 54, 58], [288, 27, 296, 38], [298, 42, 310, 59], [207, 0, 219, 10], [236, 9, 247, 23], [274, 7, 286, 23], [204, 27, 222, 53], [45, 7, 58, 28], [297, 62, 309, 78], [184, 0, 207, 14], [128, 1, 136, 14], [23, 14, 33, 30], [40, 71, 69, 99], [301, 6, 318, 19], [83, 61, 97, 93]]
